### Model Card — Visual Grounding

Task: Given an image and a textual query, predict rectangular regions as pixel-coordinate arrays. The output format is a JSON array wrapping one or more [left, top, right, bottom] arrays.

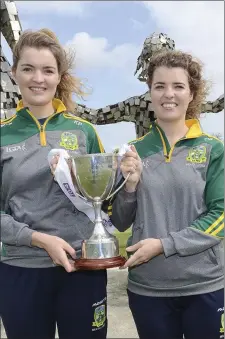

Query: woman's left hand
[[50, 154, 73, 177], [121, 238, 164, 269], [50, 154, 60, 175]]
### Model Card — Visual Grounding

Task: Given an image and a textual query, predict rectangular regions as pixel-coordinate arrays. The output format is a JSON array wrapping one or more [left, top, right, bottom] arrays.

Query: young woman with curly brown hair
[[110, 50, 224, 339]]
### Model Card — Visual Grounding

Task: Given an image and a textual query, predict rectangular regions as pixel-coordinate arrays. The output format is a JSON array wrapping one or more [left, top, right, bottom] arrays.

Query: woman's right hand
[[120, 145, 143, 192], [50, 154, 75, 181], [31, 232, 76, 273]]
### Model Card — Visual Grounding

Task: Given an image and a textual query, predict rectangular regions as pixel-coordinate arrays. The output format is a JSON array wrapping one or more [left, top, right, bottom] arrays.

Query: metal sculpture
[[1, 0, 224, 137]]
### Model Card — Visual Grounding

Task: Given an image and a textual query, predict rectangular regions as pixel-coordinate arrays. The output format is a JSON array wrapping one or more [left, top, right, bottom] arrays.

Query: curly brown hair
[[147, 50, 210, 119], [12, 28, 87, 112]]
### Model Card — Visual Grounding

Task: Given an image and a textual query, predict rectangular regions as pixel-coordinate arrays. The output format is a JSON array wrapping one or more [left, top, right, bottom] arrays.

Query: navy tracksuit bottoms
[[128, 288, 224, 339], [0, 262, 107, 339]]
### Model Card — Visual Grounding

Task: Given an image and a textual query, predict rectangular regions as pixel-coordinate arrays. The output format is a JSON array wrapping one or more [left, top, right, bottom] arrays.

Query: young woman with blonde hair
[[1, 29, 107, 339]]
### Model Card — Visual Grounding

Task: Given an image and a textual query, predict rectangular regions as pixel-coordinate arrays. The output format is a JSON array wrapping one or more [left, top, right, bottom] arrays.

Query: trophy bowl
[[71, 153, 127, 270]]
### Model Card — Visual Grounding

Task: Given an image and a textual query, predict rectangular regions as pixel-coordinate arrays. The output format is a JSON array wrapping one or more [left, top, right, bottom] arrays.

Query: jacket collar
[[152, 119, 203, 139], [185, 119, 203, 138], [16, 98, 66, 119]]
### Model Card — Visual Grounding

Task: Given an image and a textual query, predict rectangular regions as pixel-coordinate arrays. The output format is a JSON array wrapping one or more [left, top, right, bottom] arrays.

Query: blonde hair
[[147, 50, 210, 119], [12, 28, 86, 112]]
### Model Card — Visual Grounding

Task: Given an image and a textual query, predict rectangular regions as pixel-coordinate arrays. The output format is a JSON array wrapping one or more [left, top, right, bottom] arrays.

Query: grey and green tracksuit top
[[110, 119, 224, 297], [1, 98, 104, 268]]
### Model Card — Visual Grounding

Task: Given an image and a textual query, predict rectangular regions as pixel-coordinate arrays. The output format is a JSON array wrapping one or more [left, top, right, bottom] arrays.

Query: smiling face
[[150, 66, 193, 123], [12, 47, 61, 107]]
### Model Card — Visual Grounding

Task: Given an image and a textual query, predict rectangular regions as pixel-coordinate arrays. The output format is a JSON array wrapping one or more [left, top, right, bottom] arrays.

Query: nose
[[32, 70, 44, 83], [164, 86, 174, 99]]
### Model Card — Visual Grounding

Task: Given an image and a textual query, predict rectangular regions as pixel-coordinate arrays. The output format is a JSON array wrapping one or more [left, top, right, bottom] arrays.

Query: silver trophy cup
[[70, 153, 129, 269]]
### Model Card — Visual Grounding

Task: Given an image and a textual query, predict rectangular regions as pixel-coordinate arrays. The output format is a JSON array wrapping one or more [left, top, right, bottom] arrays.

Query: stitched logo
[[92, 296, 107, 331], [92, 305, 106, 329], [59, 132, 78, 150], [6, 143, 26, 152], [186, 145, 207, 164]]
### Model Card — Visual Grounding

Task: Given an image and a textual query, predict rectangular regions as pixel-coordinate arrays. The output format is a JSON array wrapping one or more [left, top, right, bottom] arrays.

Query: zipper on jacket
[[166, 141, 182, 162], [156, 127, 171, 162], [40, 124, 46, 146], [156, 126, 185, 163], [167, 134, 201, 162], [160, 134, 198, 163], [26, 110, 58, 146], [154, 120, 203, 163]]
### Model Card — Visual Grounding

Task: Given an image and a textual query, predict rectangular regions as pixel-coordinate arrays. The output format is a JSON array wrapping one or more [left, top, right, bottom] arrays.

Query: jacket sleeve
[[109, 188, 137, 232], [161, 142, 224, 257], [1, 156, 34, 247], [88, 125, 105, 154], [1, 211, 34, 247]]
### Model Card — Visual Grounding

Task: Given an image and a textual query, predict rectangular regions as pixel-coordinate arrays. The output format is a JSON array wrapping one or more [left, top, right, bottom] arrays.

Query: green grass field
[[114, 227, 132, 258]]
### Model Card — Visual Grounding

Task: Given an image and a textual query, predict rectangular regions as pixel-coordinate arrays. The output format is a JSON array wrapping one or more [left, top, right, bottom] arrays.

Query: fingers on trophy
[[70, 153, 131, 270]]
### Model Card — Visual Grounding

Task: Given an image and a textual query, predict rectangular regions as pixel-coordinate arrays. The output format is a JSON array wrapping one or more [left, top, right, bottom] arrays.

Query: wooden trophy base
[[74, 255, 126, 270]]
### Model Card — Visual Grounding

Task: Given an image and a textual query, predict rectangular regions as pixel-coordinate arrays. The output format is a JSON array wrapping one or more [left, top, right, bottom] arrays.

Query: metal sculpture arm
[[76, 91, 154, 137], [76, 92, 224, 138], [201, 94, 224, 113]]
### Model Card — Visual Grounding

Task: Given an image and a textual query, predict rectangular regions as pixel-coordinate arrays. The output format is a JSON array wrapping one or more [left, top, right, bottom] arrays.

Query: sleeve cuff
[[119, 187, 137, 202], [16, 225, 35, 247], [160, 235, 177, 257]]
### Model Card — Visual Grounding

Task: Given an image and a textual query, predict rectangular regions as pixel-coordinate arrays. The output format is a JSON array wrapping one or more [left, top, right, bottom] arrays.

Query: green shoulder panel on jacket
[[61, 113, 104, 154], [202, 133, 224, 154], [129, 127, 163, 159], [1, 114, 39, 146], [177, 133, 224, 150]]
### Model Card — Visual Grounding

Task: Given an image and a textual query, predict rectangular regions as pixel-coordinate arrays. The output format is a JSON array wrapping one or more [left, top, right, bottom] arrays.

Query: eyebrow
[[21, 63, 56, 70], [154, 82, 186, 85]]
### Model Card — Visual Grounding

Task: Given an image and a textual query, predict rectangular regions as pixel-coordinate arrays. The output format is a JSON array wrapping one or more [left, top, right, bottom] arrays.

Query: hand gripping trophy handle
[[71, 153, 130, 270]]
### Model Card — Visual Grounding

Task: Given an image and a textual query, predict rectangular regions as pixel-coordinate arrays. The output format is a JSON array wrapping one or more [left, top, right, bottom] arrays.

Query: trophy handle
[[106, 172, 131, 200]]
